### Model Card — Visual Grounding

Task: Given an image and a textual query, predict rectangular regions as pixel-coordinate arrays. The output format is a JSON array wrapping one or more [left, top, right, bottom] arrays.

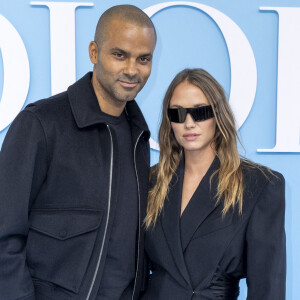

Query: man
[[0, 5, 156, 300]]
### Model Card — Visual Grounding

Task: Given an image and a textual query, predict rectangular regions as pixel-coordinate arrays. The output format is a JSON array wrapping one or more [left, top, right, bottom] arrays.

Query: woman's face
[[169, 81, 216, 156]]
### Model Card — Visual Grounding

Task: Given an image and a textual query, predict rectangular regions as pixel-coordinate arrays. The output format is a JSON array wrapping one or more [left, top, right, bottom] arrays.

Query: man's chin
[[117, 92, 138, 102], [117, 85, 142, 101]]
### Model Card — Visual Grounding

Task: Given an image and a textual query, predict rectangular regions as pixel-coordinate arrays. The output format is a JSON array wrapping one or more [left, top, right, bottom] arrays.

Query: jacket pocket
[[26, 208, 103, 293]]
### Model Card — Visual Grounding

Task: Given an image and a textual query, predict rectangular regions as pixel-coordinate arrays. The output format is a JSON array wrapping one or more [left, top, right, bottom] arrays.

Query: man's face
[[91, 19, 156, 106]]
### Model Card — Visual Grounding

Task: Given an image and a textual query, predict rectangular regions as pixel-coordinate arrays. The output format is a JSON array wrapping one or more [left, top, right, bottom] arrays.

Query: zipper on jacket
[[86, 125, 113, 300], [132, 131, 144, 300]]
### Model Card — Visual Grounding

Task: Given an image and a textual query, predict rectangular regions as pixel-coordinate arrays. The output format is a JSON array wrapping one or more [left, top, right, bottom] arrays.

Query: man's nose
[[124, 59, 138, 77]]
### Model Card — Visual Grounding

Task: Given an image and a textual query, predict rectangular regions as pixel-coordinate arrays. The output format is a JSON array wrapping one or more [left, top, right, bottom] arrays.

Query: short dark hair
[[94, 4, 157, 47]]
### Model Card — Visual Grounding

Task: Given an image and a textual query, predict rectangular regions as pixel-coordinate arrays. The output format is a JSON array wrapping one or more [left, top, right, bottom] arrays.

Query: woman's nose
[[184, 113, 196, 129]]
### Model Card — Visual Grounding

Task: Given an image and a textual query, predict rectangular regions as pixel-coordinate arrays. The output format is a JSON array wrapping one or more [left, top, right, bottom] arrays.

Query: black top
[[179, 157, 219, 288], [179, 157, 219, 249], [143, 157, 285, 299], [97, 111, 138, 299]]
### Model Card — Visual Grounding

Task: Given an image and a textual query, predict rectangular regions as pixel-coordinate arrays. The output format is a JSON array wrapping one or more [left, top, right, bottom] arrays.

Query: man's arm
[[0, 110, 48, 300]]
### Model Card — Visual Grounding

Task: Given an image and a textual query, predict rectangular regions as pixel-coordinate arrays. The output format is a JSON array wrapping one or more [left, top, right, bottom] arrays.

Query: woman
[[142, 69, 286, 299]]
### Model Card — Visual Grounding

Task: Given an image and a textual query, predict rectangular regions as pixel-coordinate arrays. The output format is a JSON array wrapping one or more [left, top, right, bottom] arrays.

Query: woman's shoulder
[[149, 164, 159, 187], [241, 159, 284, 181], [150, 163, 158, 172], [240, 159, 285, 200], [150, 164, 159, 179]]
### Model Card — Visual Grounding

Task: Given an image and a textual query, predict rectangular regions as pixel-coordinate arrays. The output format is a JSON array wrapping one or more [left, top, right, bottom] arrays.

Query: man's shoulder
[[22, 90, 77, 128], [24, 91, 69, 117]]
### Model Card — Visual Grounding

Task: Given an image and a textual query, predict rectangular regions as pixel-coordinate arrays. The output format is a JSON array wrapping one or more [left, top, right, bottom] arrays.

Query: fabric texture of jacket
[[0, 72, 150, 300], [142, 158, 286, 300]]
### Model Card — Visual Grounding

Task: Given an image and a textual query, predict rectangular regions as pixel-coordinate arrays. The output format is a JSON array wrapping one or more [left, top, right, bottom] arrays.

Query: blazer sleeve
[[246, 172, 286, 300], [0, 110, 48, 300]]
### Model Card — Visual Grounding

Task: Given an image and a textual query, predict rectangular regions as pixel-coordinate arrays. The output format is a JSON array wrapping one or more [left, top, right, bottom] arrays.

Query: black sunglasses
[[168, 105, 214, 123]]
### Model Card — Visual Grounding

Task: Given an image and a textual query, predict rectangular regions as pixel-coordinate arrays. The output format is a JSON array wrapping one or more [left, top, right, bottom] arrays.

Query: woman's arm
[[246, 172, 286, 300]]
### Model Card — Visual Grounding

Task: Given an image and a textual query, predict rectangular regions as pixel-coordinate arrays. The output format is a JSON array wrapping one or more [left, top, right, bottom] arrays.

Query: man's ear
[[89, 41, 98, 64]]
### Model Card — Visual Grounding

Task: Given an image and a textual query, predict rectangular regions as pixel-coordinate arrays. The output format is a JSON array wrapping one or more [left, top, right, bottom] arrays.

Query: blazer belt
[[209, 270, 240, 300]]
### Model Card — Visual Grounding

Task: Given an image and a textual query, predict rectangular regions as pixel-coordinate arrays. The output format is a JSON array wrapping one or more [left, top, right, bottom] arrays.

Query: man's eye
[[139, 57, 151, 63], [113, 53, 124, 59]]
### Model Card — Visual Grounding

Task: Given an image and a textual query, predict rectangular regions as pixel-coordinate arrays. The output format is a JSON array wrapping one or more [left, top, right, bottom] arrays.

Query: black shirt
[[97, 111, 138, 299]]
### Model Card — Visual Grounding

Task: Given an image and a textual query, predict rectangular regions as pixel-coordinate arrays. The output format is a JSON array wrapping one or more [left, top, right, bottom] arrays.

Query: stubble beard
[[111, 82, 144, 103]]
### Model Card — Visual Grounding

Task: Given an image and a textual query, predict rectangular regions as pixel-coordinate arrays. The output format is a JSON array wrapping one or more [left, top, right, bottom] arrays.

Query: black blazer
[[142, 158, 286, 300]]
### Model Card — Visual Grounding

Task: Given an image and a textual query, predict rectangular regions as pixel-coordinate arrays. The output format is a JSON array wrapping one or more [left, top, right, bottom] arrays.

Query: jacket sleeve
[[246, 172, 286, 300], [0, 110, 48, 300]]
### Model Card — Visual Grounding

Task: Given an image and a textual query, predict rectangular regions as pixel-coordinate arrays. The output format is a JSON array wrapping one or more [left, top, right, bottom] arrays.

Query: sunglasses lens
[[190, 106, 214, 121], [168, 105, 214, 123], [168, 108, 187, 123]]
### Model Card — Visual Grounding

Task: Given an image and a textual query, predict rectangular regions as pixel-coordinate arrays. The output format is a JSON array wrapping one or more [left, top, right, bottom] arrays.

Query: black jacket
[[142, 158, 286, 300], [0, 73, 150, 300]]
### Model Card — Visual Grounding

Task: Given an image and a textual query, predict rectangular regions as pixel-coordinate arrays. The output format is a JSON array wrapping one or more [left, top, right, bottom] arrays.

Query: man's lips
[[183, 133, 200, 141], [119, 80, 139, 88]]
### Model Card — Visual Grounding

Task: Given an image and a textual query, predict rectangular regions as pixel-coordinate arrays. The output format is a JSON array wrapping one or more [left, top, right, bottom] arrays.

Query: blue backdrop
[[0, 1, 299, 299]]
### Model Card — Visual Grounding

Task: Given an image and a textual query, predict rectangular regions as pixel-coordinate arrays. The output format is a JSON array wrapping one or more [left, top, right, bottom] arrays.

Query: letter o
[[0, 15, 30, 132], [144, 1, 257, 131]]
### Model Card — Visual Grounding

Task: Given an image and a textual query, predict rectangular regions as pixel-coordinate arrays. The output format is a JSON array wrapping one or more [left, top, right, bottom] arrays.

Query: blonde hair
[[145, 68, 255, 229]]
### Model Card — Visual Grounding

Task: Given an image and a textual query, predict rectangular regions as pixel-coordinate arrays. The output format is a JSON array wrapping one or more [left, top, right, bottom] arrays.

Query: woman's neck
[[184, 148, 216, 177]]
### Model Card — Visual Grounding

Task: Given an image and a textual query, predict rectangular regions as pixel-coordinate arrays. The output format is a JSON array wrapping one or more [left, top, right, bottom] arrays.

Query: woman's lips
[[183, 133, 200, 141]]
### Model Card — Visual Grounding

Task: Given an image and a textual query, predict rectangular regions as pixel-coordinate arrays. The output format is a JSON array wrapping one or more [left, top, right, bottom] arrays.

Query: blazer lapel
[[180, 157, 220, 252], [161, 160, 192, 288]]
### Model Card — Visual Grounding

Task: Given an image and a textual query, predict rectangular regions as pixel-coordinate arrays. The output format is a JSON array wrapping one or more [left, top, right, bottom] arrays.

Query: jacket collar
[[180, 157, 220, 252], [67, 72, 150, 138], [160, 157, 220, 287], [160, 159, 191, 287]]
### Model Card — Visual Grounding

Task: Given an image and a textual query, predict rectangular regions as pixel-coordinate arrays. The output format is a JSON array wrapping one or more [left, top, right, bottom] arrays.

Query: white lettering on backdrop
[[0, 15, 30, 132], [31, 2, 94, 95], [0, 2, 299, 152], [258, 7, 300, 152]]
